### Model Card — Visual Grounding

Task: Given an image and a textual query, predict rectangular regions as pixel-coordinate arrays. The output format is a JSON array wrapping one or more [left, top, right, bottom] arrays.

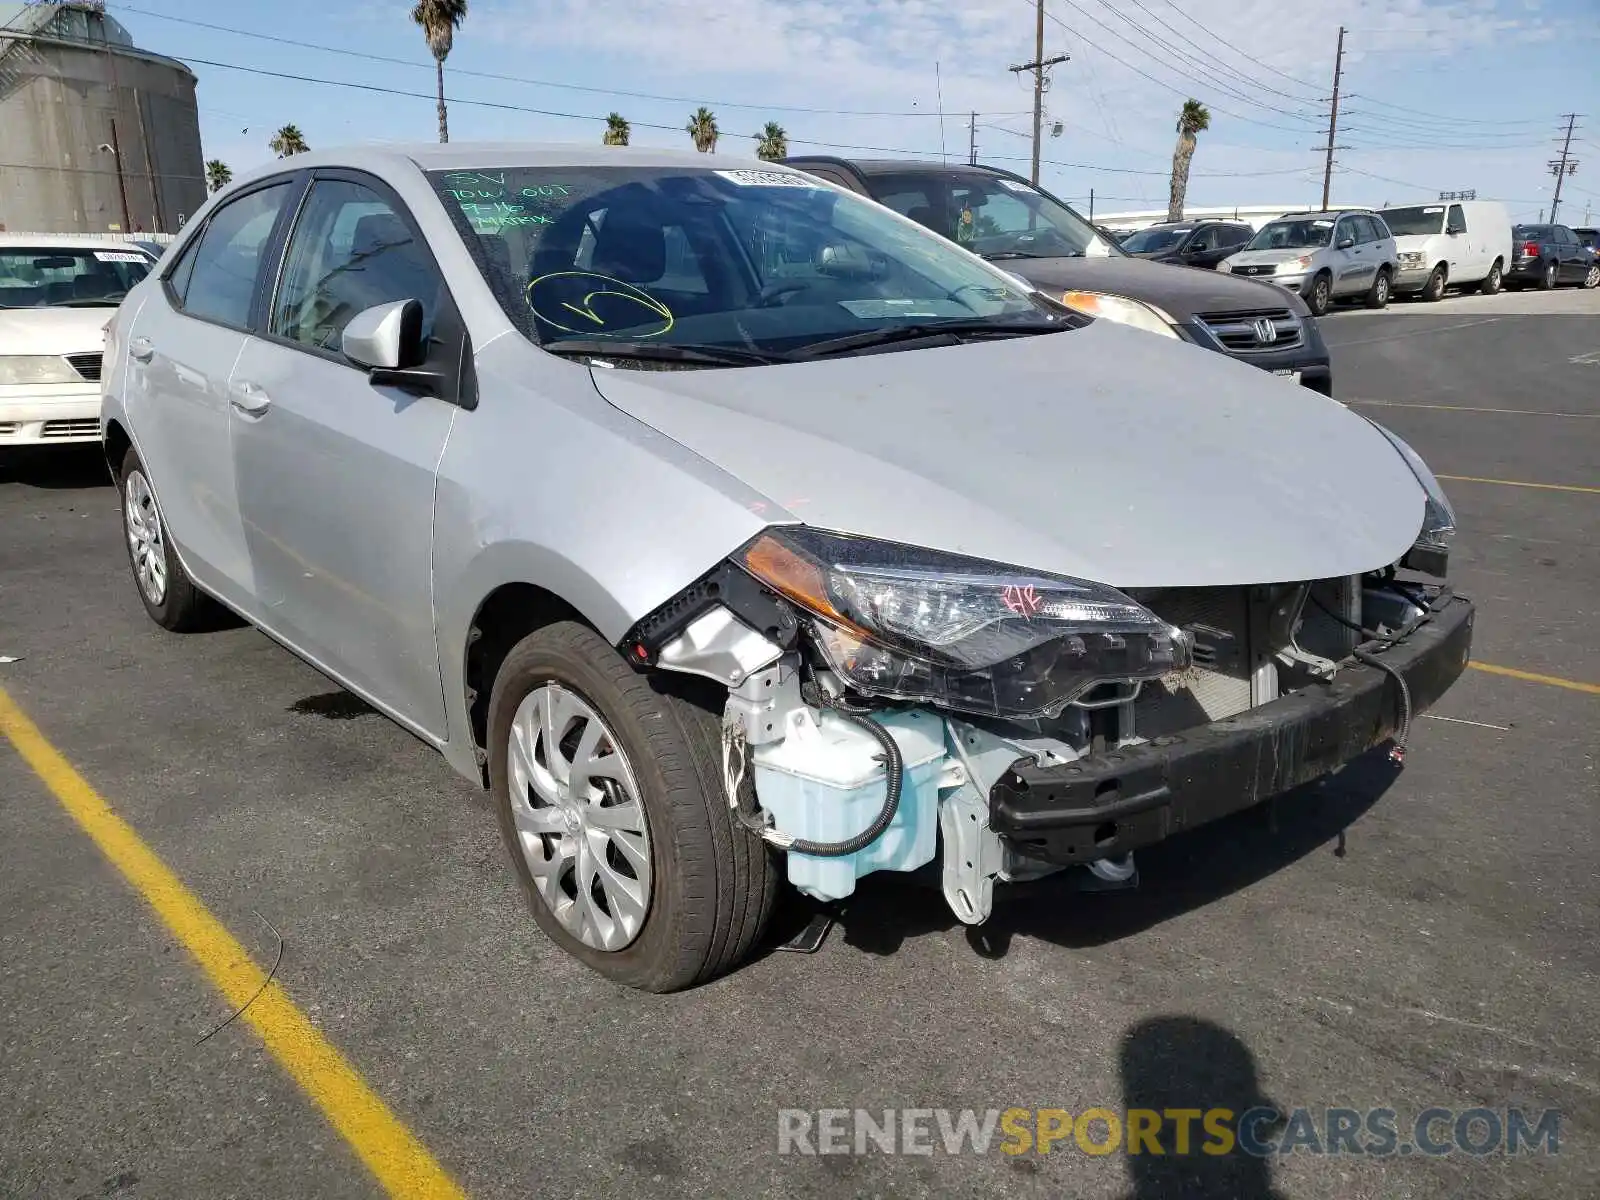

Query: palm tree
[[269, 124, 309, 158], [205, 159, 233, 193], [1167, 99, 1211, 222], [412, 0, 468, 144], [754, 121, 788, 162], [686, 107, 719, 153], [603, 113, 630, 147]]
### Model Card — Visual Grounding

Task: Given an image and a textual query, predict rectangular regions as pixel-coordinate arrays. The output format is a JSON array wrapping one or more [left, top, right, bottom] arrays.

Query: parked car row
[[1132, 201, 1597, 315]]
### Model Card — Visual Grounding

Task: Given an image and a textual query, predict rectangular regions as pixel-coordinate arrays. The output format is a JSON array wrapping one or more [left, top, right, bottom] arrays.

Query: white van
[[1379, 200, 1512, 300]]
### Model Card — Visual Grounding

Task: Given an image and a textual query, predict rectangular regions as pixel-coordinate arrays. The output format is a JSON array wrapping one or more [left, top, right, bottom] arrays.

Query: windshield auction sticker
[[715, 169, 816, 188]]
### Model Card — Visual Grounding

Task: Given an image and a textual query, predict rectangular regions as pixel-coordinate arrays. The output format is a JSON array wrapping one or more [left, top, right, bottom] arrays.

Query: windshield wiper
[[793, 318, 1067, 360], [541, 339, 791, 367]]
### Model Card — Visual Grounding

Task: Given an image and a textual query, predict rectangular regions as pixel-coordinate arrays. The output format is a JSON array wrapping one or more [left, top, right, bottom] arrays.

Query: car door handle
[[129, 336, 154, 363], [229, 380, 272, 416]]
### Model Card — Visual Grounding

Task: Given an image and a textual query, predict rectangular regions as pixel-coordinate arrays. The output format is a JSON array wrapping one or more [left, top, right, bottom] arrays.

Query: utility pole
[[1089, 188, 1095, 222], [968, 111, 978, 167], [1009, 1, 1068, 186], [1320, 25, 1346, 212], [1548, 112, 1581, 225]]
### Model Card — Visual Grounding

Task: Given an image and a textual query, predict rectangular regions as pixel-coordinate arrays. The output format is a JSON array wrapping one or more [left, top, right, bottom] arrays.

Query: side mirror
[[343, 298, 425, 371], [342, 298, 449, 398], [1446, 224, 1464, 235], [1337, 237, 1355, 250]]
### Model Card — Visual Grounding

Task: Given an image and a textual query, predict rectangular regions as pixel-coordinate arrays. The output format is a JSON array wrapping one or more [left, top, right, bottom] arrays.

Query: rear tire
[[1421, 265, 1446, 302], [1537, 260, 1557, 290], [488, 621, 779, 992], [1476, 261, 1502, 295], [1365, 268, 1392, 309], [1306, 273, 1332, 317], [118, 448, 216, 632]]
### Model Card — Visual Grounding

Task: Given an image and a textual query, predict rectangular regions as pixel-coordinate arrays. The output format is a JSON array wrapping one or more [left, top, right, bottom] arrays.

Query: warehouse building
[[0, 1, 204, 234]]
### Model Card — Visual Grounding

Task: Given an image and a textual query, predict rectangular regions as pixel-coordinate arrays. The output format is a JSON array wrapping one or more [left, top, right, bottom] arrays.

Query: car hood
[[0, 306, 112, 356], [1227, 247, 1321, 267], [590, 320, 1424, 589], [999, 255, 1297, 318], [1392, 233, 1443, 253]]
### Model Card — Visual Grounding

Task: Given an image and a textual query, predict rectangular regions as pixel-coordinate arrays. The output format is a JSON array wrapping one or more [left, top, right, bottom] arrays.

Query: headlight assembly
[[0, 355, 78, 385], [736, 528, 1192, 718], [1366, 421, 1456, 572], [1275, 256, 1314, 274], [1058, 291, 1180, 338]]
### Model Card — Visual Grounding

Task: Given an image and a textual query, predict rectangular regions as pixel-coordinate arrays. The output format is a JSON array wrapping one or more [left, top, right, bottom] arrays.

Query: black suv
[[785, 157, 1332, 395], [1118, 218, 1255, 269]]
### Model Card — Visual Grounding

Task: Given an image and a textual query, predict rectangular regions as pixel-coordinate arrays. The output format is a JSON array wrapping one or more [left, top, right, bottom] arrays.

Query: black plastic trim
[[621, 560, 800, 664], [990, 595, 1475, 865]]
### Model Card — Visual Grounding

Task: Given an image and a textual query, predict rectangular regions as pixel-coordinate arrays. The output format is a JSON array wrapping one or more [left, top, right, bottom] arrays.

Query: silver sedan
[[103, 143, 1471, 990]]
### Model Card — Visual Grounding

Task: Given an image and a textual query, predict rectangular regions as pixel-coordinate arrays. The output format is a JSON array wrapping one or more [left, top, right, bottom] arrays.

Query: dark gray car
[[784, 158, 1334, 394]]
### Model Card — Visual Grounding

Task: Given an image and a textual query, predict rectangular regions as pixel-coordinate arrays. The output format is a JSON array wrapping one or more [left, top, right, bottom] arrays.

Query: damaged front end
[[623, 527, 1474, 927]]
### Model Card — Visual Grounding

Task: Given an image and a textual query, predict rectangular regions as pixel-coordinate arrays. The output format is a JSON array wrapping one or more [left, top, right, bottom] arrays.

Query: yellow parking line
[[0, 685, 465, 1200], [1468, 662, 1600, 696], [1436, 474, 1600, 495]]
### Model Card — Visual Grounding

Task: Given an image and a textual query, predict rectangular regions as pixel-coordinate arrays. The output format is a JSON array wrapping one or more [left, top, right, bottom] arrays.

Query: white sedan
[[0, 235, 155, 446]]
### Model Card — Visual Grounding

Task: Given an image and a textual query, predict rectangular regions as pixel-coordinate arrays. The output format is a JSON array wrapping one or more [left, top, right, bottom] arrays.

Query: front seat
[[587, 208, 667, 284]]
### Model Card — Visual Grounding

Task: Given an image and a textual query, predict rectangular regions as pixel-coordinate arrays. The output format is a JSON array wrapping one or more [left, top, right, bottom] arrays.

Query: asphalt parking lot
[[3, 288, 1597, 1199]]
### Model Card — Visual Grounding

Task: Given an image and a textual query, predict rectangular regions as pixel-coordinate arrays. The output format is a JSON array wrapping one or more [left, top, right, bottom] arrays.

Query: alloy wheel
[[506, 682, 652, 951], [124, 470, 168, 606], [1584, 265, 1599, 290]]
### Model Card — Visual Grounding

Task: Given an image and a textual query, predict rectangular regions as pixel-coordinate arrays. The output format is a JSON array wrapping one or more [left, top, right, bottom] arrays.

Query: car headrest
[[905, 206, 939, 232], [351, 212, 413, 259], [589, 209, 666, 282]]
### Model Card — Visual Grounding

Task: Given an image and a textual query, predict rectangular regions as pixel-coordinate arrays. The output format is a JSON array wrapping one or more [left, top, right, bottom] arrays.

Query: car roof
[[0, 233, 157, 253], [1274, 209, 1372, 219], [224, 141, 804, 192], [784, 156, 1018, 180]]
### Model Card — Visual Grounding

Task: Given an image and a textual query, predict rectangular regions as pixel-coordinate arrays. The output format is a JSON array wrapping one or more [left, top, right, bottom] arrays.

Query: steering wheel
[[754, 280, 812, 307]]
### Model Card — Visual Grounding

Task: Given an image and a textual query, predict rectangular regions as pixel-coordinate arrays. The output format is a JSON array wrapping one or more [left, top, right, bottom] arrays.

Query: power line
[[1092, 0, 1325, 109], [109, 3, 1035, 120], [1155, 1, 1326, 96], [1028, 0, 1326, 135]]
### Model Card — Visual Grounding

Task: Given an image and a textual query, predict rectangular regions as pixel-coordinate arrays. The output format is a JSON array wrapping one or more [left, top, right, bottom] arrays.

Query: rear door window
[[180, 183, 294, 329]]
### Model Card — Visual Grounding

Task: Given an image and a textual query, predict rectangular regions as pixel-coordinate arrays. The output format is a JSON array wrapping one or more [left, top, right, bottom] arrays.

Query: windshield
[[860, 171, 1120, 261], [1513, 225, 1551, 240], [1245, 218, 1334, 252], [1118, 226, 1190, 254], [0, 247, 151, 308], [430, 165, 1059, 361], [1379, 206, 1446, 236]]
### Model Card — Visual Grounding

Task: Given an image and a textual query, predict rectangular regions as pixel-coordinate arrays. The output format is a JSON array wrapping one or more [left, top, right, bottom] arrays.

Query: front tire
[[488, 621, 778, 992], [1306, 273, 1332, 317], [1421, 265, 1447, 302], [119, 448, 215, 632], [1583, 264, 1599, 290]]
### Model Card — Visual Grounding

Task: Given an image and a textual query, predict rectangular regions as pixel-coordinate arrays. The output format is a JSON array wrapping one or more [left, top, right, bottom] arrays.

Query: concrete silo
[[0, 1, 205, 234]]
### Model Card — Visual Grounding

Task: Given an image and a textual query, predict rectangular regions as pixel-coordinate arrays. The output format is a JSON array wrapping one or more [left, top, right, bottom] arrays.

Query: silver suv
[[1220, 209, 1399, 316]]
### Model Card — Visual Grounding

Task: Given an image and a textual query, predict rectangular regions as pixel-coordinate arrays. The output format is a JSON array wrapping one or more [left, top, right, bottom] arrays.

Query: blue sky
[[115, 0, 1599, 222]]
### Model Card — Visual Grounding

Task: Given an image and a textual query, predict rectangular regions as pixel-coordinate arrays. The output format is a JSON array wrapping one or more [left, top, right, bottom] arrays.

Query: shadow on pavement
[[825, 749, 1402, 961], [0, 445, 112, 489], [1118, 1016, 1289, 1200]]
